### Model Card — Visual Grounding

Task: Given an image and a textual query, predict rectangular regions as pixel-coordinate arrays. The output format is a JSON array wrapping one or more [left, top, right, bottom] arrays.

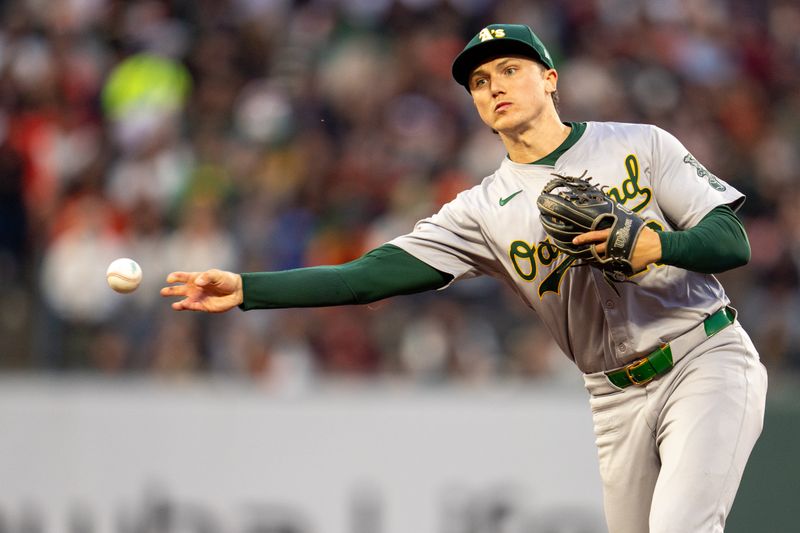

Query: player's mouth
[[494, 101, 512, 113]]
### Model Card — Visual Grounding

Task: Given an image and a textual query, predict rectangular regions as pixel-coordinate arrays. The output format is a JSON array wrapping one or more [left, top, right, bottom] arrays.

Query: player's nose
[[489, 77, 506, 96]]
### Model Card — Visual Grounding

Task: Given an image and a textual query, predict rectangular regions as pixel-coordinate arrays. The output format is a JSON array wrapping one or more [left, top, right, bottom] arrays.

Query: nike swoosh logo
[[499, 190, 524, 206]]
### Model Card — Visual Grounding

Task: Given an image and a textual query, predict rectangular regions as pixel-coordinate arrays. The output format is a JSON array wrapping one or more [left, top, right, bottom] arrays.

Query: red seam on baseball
[[107, 273, 139, 282]]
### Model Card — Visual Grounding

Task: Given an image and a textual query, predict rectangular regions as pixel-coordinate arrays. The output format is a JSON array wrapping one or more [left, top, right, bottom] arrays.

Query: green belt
[[605, 307, 736, 388]]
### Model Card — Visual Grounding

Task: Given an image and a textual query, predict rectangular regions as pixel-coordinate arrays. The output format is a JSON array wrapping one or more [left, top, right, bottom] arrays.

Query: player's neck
[[500, 114, 571, 164]]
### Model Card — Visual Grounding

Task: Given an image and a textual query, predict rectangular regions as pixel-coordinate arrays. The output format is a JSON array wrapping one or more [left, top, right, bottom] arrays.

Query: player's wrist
[[234, 274, 244, 305], [234, 273, 247, 309], [644, 226, 663, 264]]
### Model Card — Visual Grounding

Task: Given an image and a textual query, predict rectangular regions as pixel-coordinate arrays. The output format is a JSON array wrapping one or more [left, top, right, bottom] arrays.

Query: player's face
[[468, 56, 557, 134]]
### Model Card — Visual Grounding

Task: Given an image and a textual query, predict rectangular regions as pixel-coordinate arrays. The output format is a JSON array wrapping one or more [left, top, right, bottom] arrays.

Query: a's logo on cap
[[478, 27, 506, 42]]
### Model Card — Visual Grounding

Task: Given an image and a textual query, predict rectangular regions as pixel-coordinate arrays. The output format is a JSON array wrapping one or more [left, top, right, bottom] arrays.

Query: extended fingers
[[161, 284, 189, 297], [166, 271, 196, 284], [592, 242, 608, 256], [161, 271, 201, 297], [171, 299, 202, 311], [573, 229, 610, 245]]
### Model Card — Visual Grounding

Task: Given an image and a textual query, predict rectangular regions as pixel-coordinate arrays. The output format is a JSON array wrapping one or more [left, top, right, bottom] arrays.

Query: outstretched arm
[[161, 244, 453, 313]]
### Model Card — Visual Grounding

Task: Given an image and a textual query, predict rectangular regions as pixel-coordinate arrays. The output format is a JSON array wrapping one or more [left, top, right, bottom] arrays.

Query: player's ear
[[543, 67, 558, 95]]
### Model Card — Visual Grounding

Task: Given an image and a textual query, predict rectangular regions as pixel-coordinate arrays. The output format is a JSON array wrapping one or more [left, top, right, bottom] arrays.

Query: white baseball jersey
[[390, 121, 745, 373]]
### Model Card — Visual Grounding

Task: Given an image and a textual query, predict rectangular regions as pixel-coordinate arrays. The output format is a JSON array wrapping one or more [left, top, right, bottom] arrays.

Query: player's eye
[[472, 78, 487, 89], [504, 67, 517, 76]]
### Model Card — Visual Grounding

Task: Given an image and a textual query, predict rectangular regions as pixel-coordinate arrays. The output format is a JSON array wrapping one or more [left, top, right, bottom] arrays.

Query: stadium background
[[0, 0, 798, 532]]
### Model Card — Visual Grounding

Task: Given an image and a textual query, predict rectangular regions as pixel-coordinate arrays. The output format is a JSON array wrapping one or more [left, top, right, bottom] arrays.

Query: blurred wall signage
[[0, 379, 605, 533]]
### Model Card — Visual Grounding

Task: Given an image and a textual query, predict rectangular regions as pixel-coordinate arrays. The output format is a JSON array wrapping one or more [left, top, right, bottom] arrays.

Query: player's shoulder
[[464, 159, 519, 191], [585, 120, 662, 138], [580, 121, 671, 153], [440, 166, 519, 217], [450, 170, 501, 204]]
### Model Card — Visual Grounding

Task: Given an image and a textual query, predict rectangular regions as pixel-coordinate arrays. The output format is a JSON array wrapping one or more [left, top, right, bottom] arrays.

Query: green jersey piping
[[529, 121, 587, 166]]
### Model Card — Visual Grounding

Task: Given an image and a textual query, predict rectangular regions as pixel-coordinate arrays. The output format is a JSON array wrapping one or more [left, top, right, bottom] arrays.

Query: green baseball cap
[[451, 24, 555, 89]]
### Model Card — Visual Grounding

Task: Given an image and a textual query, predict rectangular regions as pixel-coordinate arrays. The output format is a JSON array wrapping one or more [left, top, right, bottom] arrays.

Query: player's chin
[[490, 114, 526, 135], [478, 109, 510, 131], [489, 113, 510, 129]]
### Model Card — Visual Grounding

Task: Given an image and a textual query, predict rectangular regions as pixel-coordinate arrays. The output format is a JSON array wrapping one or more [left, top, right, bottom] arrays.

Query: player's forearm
[[239, 244, 452, 310], [657, 205, 750, 274]]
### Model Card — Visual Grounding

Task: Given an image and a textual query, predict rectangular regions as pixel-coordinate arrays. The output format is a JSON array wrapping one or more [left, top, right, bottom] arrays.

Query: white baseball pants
[[583, 321, 768, 533]]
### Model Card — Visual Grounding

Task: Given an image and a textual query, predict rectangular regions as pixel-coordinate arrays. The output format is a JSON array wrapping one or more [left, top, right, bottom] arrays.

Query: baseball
[[106, 258, 143, 294]]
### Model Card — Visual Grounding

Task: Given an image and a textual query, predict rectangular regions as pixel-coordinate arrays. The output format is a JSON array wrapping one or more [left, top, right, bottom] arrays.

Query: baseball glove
[[536, 173, 646, 280]]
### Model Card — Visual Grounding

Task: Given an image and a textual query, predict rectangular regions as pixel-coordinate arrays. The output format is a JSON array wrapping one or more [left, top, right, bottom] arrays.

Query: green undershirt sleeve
[[239, 244, 453, 310], [657, 205, 750, 274]]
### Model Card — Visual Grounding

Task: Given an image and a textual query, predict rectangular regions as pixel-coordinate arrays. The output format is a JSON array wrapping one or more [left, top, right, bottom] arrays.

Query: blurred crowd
[[0, 0, 798, 386]]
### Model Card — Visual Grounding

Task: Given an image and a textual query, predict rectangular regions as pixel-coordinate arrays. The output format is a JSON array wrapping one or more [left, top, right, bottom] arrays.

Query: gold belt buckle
[[624, 357, 653, 385]]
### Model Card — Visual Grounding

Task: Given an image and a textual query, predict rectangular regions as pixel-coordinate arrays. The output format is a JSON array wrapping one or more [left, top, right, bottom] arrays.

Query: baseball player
[[162, 24, 768, 533]]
